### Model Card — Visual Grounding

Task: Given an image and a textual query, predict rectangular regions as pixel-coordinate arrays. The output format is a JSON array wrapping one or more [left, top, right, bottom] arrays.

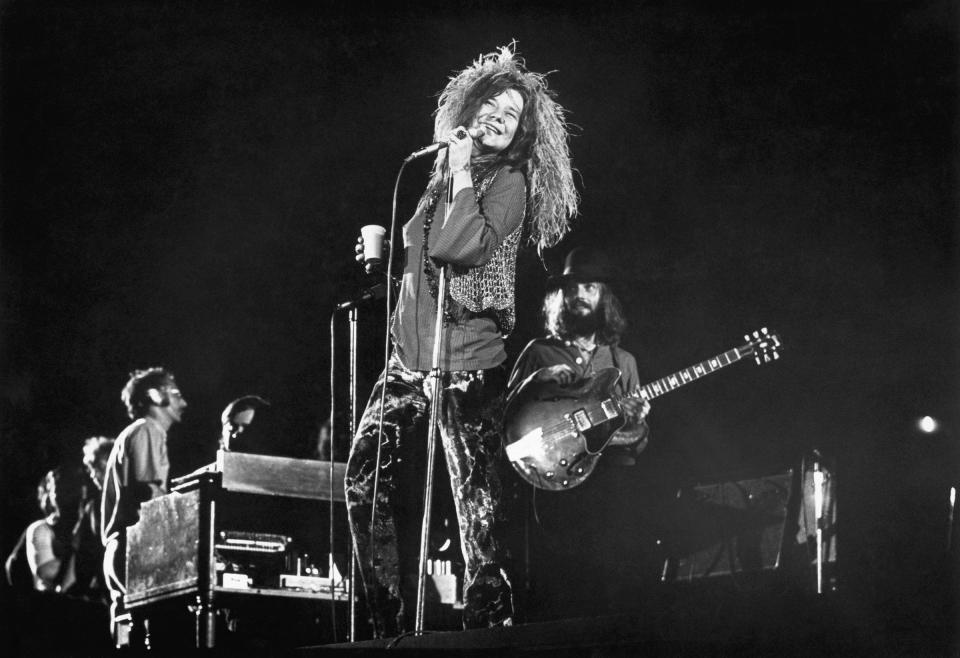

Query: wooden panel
[[125, 489, 201, 605], [216, 451, 347, 502]]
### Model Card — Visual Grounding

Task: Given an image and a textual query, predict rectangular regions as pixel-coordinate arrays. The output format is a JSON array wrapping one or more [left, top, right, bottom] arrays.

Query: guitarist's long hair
[[543, 283, 627, 346]]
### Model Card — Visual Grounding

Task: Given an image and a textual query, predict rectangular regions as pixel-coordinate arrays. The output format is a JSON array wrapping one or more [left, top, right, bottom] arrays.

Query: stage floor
[[307, 580, 955, 655]]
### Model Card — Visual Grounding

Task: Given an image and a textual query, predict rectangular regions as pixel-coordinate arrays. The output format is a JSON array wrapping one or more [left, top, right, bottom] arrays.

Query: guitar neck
[[639, 343, 753, 401]]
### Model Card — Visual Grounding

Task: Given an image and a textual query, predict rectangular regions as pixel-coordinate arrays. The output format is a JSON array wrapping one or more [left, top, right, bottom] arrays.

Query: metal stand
[[197, 474, 217, 648], [195, 596, 216, 649], [327, 305, 365, 641], [813, 456, 824, 594], [414, 173, 453, 633], [347, 307, 359, 641], [327, 312, 340, 640]]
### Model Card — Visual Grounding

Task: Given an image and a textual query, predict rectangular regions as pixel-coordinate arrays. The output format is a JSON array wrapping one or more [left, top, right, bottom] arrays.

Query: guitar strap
[[582, 344, 620, 391], [609, 344, 620, 371], [608, 344, 623, 394]]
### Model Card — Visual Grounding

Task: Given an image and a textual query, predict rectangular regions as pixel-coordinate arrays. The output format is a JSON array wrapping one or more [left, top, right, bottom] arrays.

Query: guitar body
[[503, 328, 782, 491], [503, 368, 625, 491]]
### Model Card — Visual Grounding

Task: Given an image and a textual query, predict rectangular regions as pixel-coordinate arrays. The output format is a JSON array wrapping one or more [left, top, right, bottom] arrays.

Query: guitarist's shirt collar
[[564, 337, 599, 369], [568, 336, 597, 352]]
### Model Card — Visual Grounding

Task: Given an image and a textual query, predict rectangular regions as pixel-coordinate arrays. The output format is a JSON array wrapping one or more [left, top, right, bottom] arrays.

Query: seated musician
[[219, 395, 272, 454], [507, 246, 651, 461]]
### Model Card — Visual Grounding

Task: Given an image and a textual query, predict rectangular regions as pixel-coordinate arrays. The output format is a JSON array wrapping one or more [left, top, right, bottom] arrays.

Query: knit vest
[[447, 168, 524, 335]]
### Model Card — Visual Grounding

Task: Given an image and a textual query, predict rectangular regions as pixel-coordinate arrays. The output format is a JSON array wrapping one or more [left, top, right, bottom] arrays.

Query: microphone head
[[458, 126, 484, 141], [405, 127, 484, 162]]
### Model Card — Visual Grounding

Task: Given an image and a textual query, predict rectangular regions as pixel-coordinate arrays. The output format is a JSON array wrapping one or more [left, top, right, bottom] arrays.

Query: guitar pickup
[[569, 409, 591, 432], [600, 399, 619, 420]]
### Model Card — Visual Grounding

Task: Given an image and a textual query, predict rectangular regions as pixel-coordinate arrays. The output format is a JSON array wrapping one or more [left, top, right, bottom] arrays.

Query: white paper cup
[[360, 225, 386, 266]]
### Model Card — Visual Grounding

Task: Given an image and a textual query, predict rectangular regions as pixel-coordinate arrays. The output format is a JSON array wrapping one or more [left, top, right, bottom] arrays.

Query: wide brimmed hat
[[548, 247, 617, 286]]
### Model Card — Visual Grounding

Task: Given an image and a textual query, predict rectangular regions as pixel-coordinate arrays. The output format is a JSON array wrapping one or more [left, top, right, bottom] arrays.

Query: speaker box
[[664, 470, 793, 581]]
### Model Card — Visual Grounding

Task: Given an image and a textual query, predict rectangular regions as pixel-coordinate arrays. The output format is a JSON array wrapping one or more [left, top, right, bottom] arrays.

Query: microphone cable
[[366, 158, 412, 581]]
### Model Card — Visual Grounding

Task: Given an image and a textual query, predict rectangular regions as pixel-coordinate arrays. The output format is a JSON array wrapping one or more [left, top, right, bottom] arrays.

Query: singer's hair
[[542, 282, 627, 347], [121, 367, 176, 419], [423, 43, 578, 249]]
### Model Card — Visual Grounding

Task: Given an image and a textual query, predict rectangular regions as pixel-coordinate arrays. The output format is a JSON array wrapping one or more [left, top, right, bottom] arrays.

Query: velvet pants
[[345, 353, 514, 638]]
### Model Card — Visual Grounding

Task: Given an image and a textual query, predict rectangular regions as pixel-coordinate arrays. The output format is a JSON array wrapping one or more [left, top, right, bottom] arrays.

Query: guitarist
[[507, 247, 651, 464], [506, 247, 655, 619]]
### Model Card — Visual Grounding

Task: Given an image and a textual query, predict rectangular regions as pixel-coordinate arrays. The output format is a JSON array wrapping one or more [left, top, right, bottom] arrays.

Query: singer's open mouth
[[480, 122, 501, 136]]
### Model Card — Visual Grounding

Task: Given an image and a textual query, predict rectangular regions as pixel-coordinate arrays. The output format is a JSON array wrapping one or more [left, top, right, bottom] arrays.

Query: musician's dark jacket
[[506, 337, 650, 456]]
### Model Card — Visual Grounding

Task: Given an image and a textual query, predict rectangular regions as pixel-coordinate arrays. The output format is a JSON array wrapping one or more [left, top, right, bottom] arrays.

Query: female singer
[[346, 44, 578, 637]]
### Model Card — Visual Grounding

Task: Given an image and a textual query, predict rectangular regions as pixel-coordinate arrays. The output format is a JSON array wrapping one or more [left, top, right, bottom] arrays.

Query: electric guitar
[[503, 328, 782, 491]]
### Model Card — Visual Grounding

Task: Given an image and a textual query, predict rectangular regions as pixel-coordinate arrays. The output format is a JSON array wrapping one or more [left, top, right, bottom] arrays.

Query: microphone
[[404, 127, 484, 162], [337, 282, 387, 311]]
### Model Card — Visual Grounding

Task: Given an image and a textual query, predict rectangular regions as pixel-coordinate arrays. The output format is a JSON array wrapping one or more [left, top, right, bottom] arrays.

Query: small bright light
[[918, 416, 940, 433]]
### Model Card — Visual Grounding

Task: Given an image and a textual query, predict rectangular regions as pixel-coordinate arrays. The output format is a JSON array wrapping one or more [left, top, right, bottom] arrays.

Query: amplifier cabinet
[[665, 470, 793, 581]]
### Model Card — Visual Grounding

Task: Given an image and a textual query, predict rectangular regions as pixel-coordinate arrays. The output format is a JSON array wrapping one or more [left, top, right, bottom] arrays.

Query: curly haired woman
[[346, 44, 579, 637]]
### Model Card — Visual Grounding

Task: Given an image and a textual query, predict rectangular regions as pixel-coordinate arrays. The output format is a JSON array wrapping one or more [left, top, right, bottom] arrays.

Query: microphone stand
[[327, 311, 340, 641], [327, 305, 362, 642], [348, 306, 359, 640], [414, 171, 453, 634], [813, 456, 824, 594]]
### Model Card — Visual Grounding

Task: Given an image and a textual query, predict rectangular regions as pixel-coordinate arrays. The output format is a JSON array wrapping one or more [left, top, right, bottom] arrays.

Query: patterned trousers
[[345, 353, 514, 638]]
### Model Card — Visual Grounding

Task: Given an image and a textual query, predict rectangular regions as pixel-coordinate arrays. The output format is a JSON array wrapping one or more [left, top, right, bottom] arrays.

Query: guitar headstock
[[744, 327, 782, 365]]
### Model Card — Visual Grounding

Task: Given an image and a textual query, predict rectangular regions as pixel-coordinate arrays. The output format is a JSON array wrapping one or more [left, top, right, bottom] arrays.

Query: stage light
[[918, 416, 940, 434]]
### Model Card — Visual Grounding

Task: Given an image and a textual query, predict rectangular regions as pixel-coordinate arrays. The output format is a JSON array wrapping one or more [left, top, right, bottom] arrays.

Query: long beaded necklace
[[421, 167, 497, 322], [421, 187, 444, 302]]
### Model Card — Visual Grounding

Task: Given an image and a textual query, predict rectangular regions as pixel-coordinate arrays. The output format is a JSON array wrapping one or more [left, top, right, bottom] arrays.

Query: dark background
[[1, 0, 956, 647]]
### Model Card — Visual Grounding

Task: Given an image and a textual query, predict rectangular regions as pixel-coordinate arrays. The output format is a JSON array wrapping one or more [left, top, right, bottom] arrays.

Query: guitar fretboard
[[639, 345, 751, 401]]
